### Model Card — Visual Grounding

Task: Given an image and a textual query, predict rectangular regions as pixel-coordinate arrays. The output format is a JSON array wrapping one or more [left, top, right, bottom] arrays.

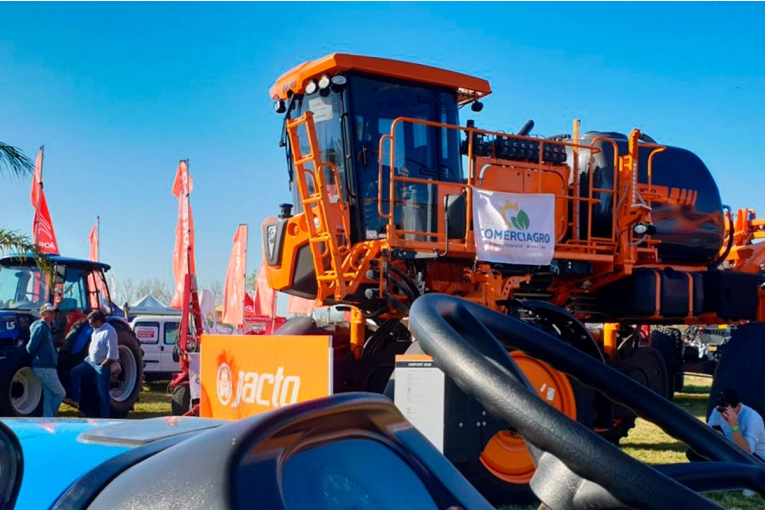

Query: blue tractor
[[0, 254, 143, 418]]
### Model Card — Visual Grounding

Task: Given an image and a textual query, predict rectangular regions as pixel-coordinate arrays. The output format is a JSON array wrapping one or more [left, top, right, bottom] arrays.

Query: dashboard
[[282, 438, 439, 510]]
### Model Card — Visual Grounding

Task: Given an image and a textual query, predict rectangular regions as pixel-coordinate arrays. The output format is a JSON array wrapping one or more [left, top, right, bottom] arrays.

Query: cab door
[[133, 320, 161, 374], [161, 319, 181, 373]]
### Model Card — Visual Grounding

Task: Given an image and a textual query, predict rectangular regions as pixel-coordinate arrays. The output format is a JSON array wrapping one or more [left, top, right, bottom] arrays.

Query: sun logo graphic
[[217, 363, 234, 406], [205, 312, 215, 331], [499, 201, 531, 230]]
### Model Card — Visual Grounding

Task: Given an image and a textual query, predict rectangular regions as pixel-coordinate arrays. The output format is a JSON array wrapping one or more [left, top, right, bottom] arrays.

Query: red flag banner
[[170, 160, 196, 309], [29, 147, 59, 254], [251, 263, 276, 318], [244, 292, 258, 322], [287, 294, 316, 315], [88, 218, 99, 262], [221, 224, 248, 327]]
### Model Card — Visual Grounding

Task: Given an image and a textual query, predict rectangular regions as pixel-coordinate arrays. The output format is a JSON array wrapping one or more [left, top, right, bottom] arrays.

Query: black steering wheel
[[408, 294, 765, 510]]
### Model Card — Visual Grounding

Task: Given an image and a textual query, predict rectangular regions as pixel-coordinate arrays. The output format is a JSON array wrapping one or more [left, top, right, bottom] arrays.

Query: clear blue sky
[[2, 2, 764, 311]]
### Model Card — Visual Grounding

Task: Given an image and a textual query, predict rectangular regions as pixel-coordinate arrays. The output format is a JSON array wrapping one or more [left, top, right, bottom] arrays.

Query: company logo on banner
[[200, 334, 332, 420], [215, 362, 300, 408], [472, 188, 556, 265]]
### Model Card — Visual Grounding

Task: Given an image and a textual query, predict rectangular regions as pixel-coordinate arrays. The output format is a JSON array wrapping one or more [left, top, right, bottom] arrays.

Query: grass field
[[615, 375, 765, 510], [58, 379, 173, 419], [59, 375, 765, 509]]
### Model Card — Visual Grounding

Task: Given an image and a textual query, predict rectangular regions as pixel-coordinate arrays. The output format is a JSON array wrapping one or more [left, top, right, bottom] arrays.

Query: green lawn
[[62, 376, 765, 508], [502, 375, 765, 510], [59, 379, 172, 419]]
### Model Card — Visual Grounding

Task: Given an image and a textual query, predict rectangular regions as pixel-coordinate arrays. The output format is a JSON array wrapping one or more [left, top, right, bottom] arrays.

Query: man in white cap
[[27, 303, 66, 417]]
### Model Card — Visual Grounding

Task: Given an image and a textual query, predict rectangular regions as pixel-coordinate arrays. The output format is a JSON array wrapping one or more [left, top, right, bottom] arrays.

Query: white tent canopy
[[128, 294, 181, 316]]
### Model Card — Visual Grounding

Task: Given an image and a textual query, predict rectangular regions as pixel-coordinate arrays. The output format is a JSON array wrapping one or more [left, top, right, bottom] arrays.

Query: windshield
[[349, 74, 462, 241], [287, 89, 349, 214], [0, 265, 49, 311]]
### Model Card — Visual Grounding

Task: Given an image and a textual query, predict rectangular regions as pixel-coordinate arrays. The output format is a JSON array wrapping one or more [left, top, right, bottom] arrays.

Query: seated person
[[708, 388, 765, 461], [688, 388, 765, 463]]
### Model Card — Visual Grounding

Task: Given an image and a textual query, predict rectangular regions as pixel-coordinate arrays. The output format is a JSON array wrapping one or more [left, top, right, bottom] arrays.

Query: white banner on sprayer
[[472, 188, 556, 265]]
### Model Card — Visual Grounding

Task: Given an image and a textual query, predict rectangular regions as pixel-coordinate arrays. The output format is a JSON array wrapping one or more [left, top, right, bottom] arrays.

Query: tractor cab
[[0, 254, 143, 419], [271, 54, 491, 245], [0, 255, 115, 345]]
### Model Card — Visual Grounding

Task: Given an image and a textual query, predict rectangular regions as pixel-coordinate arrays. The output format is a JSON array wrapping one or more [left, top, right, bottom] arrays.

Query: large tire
[[599, 346, 669, 445], [708, 323, 765, 421], [651, 328, 685, 398], [385, 336, 595, 507], [79, 326, 144, 418], [171, 384, 191, 416], [0, 347, 44, 417], [597, 416, 638, 445], [110, 327, 143, 417]]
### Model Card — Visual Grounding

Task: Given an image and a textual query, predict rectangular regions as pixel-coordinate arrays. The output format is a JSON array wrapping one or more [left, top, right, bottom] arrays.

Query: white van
[[131, 315, 181, 379]]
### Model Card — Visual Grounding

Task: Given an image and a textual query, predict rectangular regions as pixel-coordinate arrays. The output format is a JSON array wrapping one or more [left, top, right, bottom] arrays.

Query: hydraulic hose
[[388, 265, 421, 301], [710, 205, 734, 269]]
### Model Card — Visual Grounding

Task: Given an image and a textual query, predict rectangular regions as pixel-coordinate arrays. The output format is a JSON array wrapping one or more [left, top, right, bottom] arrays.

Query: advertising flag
[[287, 294, 316, 315], [29, 147, 59, 254], [251, 263, 276, 318], [170, 160, 196, 309], [88, 217, 99, 262], [221, 224, 248, 327]]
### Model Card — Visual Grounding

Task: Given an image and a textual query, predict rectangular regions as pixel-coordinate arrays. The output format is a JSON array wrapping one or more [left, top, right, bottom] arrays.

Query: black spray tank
[[565, 131, 725, 266]]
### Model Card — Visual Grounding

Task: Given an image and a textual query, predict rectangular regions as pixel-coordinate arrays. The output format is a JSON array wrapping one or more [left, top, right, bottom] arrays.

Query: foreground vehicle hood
[[1, 416, 228, 509], [2, 418, 130, 508]]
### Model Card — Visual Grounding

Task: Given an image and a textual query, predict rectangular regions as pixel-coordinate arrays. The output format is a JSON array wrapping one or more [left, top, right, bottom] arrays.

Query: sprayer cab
[[262, 54, 492, 300], [270, 53, 490, 243]]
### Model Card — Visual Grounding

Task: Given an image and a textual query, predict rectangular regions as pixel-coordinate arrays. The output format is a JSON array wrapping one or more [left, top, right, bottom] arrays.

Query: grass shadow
[[619, 442, 689, 453], [682, 384, 714, 395], [56, 379, 172, 419]]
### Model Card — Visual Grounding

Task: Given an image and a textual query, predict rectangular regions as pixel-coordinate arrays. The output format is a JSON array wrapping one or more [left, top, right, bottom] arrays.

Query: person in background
[[686, 388, 765, 497], [63, 310, 119, 418], [50, 288, 69, 348], [708, 388, 765, 461], [27, 303, 66, 417]]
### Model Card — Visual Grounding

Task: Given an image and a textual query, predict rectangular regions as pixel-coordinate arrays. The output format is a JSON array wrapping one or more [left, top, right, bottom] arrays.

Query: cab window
[[164, 322, 179, 345], [60, 267, 89, 312]]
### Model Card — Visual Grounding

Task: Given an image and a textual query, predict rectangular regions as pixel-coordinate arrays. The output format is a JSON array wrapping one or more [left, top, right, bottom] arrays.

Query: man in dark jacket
[[27, 303, 66, 417], [50, 288, 69, 348]]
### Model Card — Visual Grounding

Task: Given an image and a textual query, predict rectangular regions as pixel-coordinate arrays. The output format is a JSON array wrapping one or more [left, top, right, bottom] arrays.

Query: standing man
[[63, 310, 119, 418], [50, 288, 68, 348], [27, 303, 66, 417]]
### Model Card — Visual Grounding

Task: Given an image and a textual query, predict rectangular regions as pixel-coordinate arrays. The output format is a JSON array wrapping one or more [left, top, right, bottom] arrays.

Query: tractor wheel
[[79, 328, 144, 418], [596, 416, 638, 445], [599, 346, 669, 445], [110, 328, 143, 417], [0, 347, 44, 417], [708, 323, 765, 421], [171, 384, 191, 416], [464, 351, 595, 507], [651, 328, 685, 397], [384, 335, 596, 507]]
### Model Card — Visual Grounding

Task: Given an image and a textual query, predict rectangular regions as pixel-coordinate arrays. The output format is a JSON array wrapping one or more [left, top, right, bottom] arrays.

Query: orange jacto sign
[[199, 334, 333, 420]]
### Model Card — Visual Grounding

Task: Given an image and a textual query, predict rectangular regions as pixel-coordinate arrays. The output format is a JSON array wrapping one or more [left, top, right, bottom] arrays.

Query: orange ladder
[[285, 111, 352, 302]]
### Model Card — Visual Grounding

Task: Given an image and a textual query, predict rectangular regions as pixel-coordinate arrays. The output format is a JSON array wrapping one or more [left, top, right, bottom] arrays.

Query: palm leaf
[[0, 142, 34, 179], [0, 229, 53, 277]]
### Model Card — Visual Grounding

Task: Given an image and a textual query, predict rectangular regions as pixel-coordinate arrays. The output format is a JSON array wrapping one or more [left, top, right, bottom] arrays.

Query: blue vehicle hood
[[1, 416, 227, 509], [2, 418, 130, 508]]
